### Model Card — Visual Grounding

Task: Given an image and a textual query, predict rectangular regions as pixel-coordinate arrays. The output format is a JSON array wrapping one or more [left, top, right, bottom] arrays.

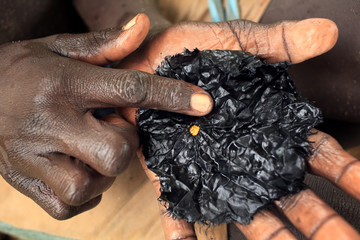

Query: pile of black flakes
[[137, 49, 322, 225]]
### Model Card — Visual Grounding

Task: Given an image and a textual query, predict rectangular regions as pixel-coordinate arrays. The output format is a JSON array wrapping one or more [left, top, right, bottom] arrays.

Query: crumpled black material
[[137, 49, 322, 225]]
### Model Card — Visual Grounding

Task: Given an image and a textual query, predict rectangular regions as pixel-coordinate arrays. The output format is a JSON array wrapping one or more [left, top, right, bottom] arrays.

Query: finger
[[138, 153, 197, 240], [160, 205, 197, 240], [44, 13, 149, 65], [223, 18, 338, 63], [1, 170, 101, 220], [235, 210, 296, 240], [67, 64, 213, 116], [275, 189, 360, 240], [55, 112, 139, 177], [308, 130, 360, 201], [24, 153, 115, 206], [194, 223, 227, 240], [132, 18, 338, 71], [142, 149, 225, 240]]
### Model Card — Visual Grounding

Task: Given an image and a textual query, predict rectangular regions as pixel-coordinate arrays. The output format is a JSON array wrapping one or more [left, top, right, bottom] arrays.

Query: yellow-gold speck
[[189, 125, 200, 136]]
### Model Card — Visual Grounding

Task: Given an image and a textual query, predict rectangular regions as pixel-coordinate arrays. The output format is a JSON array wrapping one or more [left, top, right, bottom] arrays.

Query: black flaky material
[[137, 49, 322, 225]]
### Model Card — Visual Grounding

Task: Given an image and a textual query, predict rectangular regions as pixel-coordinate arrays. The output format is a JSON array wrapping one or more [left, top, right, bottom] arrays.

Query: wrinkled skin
[[119, 18, 338, 71], [1, 6, 359, 239], [112, 17, 359, 239], [0, 14, 212, 220]]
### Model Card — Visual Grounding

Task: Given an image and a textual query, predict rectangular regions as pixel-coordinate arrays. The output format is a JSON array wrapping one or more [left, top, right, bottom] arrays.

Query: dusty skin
[[0, 14, 212, 220], [1, 10, 357, 239], [113, 15, 358, 240]]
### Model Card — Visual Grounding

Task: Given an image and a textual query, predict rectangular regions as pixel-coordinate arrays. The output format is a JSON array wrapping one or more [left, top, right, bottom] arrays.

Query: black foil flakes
[[137, 49, 322, 225]]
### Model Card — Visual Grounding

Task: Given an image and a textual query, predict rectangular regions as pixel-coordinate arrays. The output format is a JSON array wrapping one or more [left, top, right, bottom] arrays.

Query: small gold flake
[[189, 125, 200, 136]]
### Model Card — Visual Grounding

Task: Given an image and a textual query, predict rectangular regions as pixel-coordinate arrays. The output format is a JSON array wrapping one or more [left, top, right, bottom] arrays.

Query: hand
[[118, 18, 337, 71], [236, 130, 360, 240], [142, 130, 360, 240], [116, 18, 360, 239], [0, 14, 213, 220]]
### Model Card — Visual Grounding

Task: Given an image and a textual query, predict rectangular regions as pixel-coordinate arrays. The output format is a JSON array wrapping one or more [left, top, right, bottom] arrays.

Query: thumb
[[221, 18, 338, 64], [44, 13, 149, 65]]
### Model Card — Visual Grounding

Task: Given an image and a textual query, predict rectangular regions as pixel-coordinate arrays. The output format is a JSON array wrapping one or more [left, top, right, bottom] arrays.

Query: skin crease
[[110, 13, 359, 240], [0, 1, 359, 240], [119, 18, 338, 72], [0, 14, 213, 220]]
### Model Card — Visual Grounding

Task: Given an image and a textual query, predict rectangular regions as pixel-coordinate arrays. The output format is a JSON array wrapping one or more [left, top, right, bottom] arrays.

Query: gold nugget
[[189, 125, 200, 136]]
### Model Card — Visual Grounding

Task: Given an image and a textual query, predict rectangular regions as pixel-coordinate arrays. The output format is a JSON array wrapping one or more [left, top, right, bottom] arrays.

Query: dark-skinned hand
[[110, 16, 360, 239], [0, 14, 213, 220]]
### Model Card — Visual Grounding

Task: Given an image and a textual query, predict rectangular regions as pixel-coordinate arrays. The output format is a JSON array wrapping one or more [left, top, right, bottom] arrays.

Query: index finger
[[66, 63, 213, 116]]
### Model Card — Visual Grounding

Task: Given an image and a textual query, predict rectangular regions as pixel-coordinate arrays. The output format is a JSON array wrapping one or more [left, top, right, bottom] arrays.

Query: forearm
[[73, 0, 170, 31]]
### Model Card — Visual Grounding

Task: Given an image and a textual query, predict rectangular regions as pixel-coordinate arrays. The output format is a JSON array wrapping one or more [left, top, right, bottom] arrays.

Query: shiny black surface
[[138, 49, 322, 224]]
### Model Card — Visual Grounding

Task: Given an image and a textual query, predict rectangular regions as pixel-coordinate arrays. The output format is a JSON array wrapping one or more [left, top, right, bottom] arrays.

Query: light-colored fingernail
[[123, 14, 139, 31], [190, 93, 213, 113]]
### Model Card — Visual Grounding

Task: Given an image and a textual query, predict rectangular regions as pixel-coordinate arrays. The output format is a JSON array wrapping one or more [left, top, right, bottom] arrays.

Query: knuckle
[[48, 198, 88, 220], [48, 203, 73, 220], [309, 131, 331, 156], [90, 28, 115, 45], [47, 35, 70, 57], [89, 31, 102, 48], [225, 20, 249, 51], [116, 70, 148, 105], [155, 79, 192, 111], [88, 28, 115, 48], [2, 170, 22, 185], [82, 31, 106, 57], [51, 32, 101, 59], [165, 81, 185, 109], [99, 135, 133, 176], [61, 174, 90, 206], [7, 175, 77, 220], [316, 133, 330, 149]]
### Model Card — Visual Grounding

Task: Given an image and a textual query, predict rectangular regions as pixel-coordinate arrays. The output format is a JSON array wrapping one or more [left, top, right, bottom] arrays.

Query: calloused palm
[[107, 16, 359, 240]]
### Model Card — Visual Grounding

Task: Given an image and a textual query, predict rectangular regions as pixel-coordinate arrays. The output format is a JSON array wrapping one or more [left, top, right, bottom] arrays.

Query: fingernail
[[190, 93, 213, 113], [123, 14, 139, 31]]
